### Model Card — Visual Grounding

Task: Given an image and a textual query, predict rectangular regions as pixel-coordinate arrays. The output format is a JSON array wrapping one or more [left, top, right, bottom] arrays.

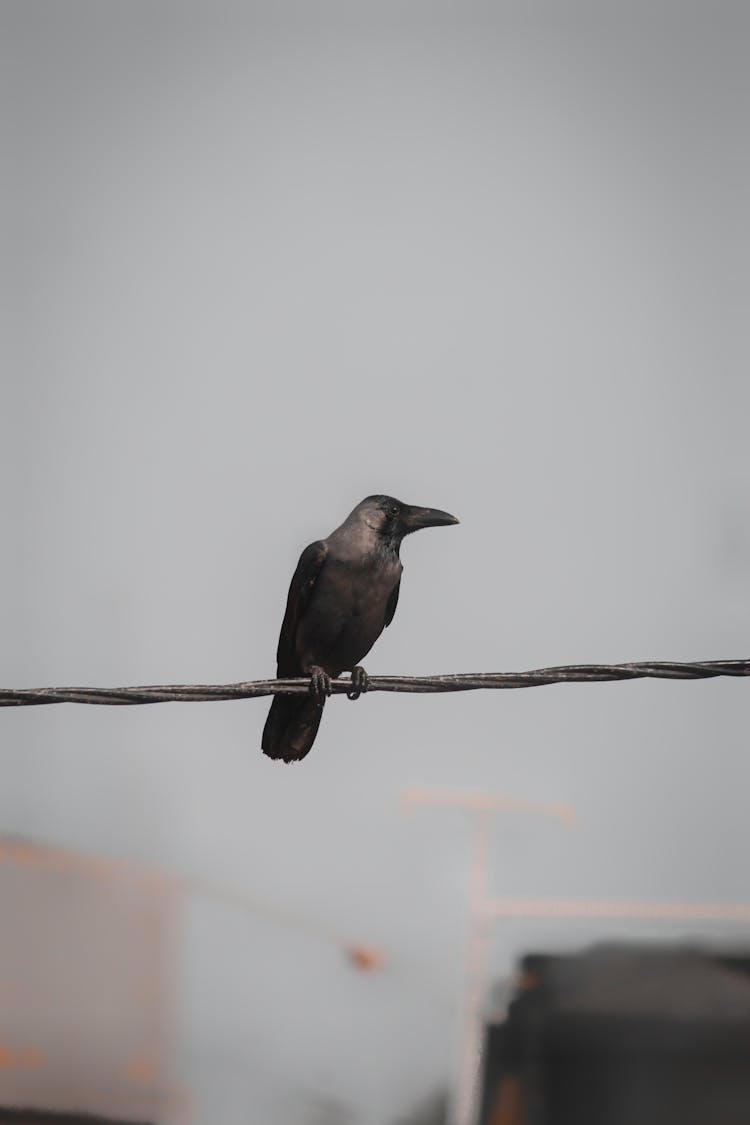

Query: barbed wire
[[0, 658, 747, 707]]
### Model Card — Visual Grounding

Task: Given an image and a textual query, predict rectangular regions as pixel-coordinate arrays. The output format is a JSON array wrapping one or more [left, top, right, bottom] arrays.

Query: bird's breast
[[295, 554, 401, 675]]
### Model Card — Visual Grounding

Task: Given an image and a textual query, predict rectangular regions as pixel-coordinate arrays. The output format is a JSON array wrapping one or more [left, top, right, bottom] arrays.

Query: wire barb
[[1, 659, 748, 707]]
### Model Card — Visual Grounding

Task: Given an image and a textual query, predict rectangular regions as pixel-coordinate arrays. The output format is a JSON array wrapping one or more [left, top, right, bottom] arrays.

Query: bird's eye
[[389, 505, 399, 517]]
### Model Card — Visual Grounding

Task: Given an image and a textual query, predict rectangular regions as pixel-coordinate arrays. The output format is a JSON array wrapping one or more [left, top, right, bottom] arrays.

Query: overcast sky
[[2, 2, 750, 1122]]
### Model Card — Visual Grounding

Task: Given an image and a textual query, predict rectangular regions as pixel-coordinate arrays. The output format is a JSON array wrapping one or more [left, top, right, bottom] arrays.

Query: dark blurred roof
[[480, 945, 750, 1125], [541, 944, 750, 1022]]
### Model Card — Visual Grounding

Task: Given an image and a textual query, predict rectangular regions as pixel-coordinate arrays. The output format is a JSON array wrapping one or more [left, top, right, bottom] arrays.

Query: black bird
[[262, 494, 459, 763]]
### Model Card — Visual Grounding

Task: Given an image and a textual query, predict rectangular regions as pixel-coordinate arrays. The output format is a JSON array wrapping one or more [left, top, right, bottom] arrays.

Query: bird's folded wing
[[276, 539, 329, 675], [384, 579, 400, 628]]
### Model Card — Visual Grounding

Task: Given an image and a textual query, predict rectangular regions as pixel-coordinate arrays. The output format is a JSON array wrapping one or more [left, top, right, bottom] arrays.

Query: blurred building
[[0, 837, 178, 1124], [479, 945, 750, 1125]]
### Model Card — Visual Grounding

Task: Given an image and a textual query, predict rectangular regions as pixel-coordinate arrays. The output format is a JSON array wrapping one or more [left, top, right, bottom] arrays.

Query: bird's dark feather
[[384, 579, 400, 628], [275, 539, 328, 676], [262, 694, 325, 762]]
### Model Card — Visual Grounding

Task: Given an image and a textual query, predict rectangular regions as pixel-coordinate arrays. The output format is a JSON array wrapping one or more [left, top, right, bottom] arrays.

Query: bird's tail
[[261, 693, 326, 763]]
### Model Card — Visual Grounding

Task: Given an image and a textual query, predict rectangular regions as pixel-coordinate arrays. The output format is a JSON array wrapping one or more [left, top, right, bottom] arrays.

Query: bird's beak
[[401, 504, 460, 532]]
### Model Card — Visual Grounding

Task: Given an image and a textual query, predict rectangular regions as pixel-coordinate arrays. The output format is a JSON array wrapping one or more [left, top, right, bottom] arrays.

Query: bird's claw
[[347, 666, 370, 701], [308, 666, 331, 702]]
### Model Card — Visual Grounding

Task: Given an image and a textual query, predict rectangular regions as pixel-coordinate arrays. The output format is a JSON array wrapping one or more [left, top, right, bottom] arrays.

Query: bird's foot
[[347, 665, 370, 701], [308, 665, 332, 702]]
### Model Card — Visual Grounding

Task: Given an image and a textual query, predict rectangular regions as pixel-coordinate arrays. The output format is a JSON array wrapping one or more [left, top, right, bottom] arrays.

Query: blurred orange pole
[[400, 788, 575, 828], [401, 789, 575, 1125], [456, 806, 492, 1125]]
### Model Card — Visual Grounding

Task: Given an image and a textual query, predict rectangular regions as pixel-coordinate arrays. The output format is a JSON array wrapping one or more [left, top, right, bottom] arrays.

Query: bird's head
[[355, 495, 459, 546]]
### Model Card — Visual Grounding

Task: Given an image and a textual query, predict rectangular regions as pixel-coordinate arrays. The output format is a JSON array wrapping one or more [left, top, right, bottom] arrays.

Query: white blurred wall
[[1, 3, 749, 1122]]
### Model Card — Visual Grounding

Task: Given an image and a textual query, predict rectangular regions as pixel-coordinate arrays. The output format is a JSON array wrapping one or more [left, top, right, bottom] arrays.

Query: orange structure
[[401, 789, 575, 1125], [0, 837, 178, 1122]]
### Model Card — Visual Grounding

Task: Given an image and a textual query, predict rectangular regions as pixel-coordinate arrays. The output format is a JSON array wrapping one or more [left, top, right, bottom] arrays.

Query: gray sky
[[2, 2, 750, 1123]]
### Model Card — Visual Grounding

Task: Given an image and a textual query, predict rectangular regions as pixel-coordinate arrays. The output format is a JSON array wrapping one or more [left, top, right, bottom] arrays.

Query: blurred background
[[1, 1, 749, 1122]]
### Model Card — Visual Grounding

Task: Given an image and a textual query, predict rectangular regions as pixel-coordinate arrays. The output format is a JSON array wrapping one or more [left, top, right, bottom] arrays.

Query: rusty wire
[[0, 658, 747, 707]]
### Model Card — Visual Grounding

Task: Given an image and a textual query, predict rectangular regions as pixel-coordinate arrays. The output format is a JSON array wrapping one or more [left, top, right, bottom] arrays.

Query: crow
[[262, 494, 458, 762]]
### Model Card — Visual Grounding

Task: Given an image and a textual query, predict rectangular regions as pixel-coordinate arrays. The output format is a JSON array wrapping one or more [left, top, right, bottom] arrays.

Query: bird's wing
[[384, 579, 400, 628], [276, 539, 329, 675]]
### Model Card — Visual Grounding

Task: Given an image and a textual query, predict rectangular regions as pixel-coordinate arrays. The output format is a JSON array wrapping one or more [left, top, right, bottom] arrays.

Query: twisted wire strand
[[1, 659, 747, 707]]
